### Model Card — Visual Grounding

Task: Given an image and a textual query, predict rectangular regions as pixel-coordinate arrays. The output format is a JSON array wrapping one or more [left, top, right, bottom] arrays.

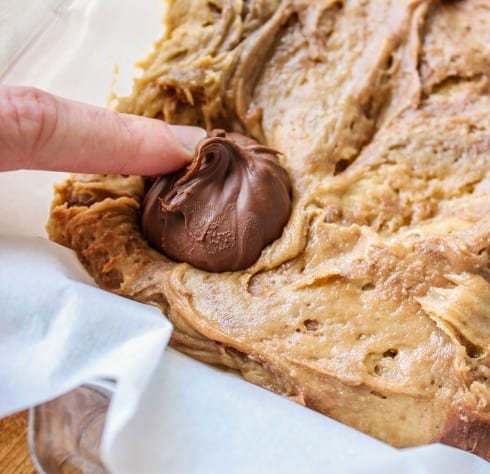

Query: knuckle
[[0, 86, 59, 157], [117, 116, 145, 174]]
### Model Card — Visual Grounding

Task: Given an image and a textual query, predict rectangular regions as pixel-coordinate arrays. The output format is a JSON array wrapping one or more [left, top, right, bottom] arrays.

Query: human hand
[[0, 85, 206, 175]]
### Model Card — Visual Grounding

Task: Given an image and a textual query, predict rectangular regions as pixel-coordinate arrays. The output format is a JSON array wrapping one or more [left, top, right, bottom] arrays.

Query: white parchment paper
[[0, 1, 488, 472]]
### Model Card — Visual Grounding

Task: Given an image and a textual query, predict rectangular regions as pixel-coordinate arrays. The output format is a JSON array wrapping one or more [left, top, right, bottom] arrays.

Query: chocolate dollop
[[141, 129, 292, 272]]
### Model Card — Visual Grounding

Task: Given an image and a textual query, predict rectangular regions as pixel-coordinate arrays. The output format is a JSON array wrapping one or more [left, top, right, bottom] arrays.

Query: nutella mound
[[141, 130, 292, 272], [48, 0, 490, 461]]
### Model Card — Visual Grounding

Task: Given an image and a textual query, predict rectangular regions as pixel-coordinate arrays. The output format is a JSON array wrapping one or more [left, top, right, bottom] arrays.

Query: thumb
[[0, 86, 206, 175]]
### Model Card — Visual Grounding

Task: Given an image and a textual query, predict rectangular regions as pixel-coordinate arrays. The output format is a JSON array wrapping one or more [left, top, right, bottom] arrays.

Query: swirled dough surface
[[48, 0, 490, 459]]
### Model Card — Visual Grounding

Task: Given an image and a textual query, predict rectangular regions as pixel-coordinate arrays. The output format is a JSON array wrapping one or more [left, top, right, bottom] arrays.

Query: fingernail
[[169, 125, 207, 158]]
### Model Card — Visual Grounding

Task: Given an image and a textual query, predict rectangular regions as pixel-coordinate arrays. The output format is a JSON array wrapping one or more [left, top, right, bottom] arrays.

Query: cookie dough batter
[[48, 0, 490, 459]]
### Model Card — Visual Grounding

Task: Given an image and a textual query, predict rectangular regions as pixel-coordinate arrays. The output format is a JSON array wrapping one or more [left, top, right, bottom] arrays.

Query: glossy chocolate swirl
[[141, 129, 292, 272]]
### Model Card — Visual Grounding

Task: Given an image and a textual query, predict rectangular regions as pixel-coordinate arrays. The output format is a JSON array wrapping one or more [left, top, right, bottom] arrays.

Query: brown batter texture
[[47, 0, 490, 459]]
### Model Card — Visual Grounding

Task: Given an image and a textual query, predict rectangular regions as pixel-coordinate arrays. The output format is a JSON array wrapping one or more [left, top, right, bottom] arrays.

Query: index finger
[[0, 86, 206, 175]]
